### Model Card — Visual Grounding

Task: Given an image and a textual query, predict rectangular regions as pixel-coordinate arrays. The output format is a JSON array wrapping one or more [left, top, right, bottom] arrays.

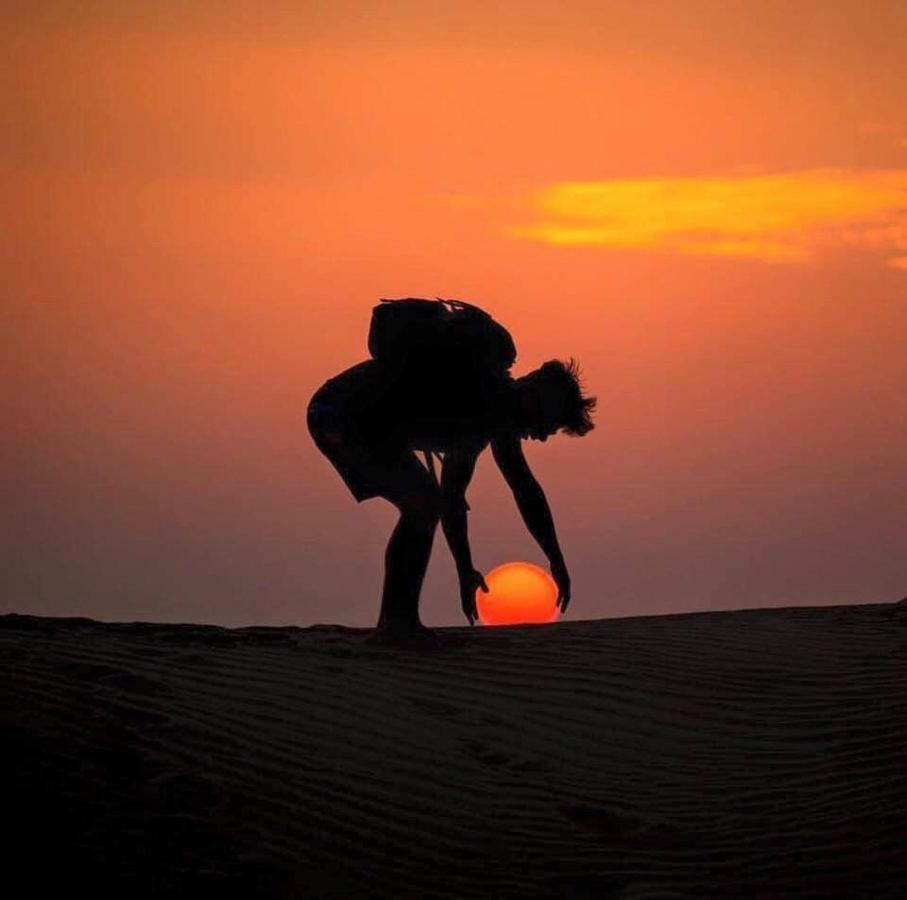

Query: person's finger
[[479, 576, 489, 592]]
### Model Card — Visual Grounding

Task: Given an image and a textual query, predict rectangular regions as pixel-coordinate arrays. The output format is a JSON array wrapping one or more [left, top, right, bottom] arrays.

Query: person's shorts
[[307, 389, 437, 504]]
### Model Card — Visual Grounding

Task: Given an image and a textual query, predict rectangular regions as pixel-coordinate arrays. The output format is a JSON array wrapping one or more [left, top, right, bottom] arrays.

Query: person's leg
[[377, 487, 441, 632], [307, 410, 444, 644]]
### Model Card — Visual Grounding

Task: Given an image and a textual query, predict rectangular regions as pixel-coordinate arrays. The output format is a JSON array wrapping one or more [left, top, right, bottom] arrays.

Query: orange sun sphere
[[476, 561, 560, 626]]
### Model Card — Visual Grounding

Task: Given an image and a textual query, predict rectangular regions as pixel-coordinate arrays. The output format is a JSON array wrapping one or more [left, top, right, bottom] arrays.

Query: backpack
[[368, 297, 516, 378], [367, 298, 517, 481]]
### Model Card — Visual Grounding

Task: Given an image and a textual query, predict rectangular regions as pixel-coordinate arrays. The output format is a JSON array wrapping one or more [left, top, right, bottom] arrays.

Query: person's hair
[[538, 358, 597, 436]]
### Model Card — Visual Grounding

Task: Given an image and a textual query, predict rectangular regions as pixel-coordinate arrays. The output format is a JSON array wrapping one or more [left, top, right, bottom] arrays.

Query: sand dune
[[3, 602, 906, 898]]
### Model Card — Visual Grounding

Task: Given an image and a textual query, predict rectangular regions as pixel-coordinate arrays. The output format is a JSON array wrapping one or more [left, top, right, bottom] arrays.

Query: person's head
[[514, 358, 597, 442]]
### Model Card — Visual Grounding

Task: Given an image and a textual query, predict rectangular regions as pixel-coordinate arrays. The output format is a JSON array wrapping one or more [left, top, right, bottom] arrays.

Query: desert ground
[[3, 601, 906, 898]]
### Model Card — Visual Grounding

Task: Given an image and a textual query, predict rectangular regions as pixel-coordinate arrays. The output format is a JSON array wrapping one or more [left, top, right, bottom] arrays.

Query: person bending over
[[307, 354, 596, 647]]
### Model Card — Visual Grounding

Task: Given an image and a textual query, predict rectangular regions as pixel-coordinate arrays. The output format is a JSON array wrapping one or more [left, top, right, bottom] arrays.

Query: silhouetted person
[[307, 304, 596, 647]]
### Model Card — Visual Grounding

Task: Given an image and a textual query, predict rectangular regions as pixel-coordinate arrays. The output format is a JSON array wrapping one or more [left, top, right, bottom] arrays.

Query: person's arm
[[439, 448, 488, 624], [439, 448, 480, 577], [491, 434, 571, 611]]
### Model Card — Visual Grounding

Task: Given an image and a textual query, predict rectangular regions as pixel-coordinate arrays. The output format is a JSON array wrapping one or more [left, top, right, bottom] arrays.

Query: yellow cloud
[[508, 169, 907, 265]]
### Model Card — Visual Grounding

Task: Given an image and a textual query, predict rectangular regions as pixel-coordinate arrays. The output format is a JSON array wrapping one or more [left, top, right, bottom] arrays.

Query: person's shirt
[[312, 359, 519, 454]]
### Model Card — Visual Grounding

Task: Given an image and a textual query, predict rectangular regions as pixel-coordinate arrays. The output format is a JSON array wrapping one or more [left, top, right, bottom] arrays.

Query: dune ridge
[[3, 602, 906, 898]]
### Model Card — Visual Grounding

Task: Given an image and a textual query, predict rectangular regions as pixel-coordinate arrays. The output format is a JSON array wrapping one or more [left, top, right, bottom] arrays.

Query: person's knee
[[397, 488, 442, 526]]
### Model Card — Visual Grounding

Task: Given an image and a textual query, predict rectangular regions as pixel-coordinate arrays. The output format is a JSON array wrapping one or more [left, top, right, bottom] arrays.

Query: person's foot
[[367, 621, 444, 650]]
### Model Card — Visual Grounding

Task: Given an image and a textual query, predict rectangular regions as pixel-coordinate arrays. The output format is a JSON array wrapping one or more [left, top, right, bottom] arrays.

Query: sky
[[4, 1, 907, 628]]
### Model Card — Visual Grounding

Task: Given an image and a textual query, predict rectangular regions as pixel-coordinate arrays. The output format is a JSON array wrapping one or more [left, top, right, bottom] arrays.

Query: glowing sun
[[476, 561, 560, 625]]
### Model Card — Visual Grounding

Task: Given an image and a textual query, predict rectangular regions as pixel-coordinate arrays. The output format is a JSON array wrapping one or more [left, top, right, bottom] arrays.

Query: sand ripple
[[2, 603, 906, 898]]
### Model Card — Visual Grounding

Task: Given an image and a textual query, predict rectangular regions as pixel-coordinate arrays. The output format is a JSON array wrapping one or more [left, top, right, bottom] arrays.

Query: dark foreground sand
[[3, 602, 906, 899]]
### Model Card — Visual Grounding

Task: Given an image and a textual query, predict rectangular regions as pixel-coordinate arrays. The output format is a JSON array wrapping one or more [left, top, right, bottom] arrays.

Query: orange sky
[[5, 2, 907, 627]]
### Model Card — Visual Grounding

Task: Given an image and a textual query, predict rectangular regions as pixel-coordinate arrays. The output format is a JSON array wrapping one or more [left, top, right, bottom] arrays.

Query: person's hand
[[550, 558, 571, 614], [459, 568, 489, 626]]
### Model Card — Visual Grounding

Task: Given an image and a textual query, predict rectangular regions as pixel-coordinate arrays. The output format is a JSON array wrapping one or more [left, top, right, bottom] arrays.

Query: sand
[[3, 601, 906, 898]]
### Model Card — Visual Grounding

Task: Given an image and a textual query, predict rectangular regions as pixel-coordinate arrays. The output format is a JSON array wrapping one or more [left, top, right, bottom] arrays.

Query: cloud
[[507, 169, 907, 266]]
